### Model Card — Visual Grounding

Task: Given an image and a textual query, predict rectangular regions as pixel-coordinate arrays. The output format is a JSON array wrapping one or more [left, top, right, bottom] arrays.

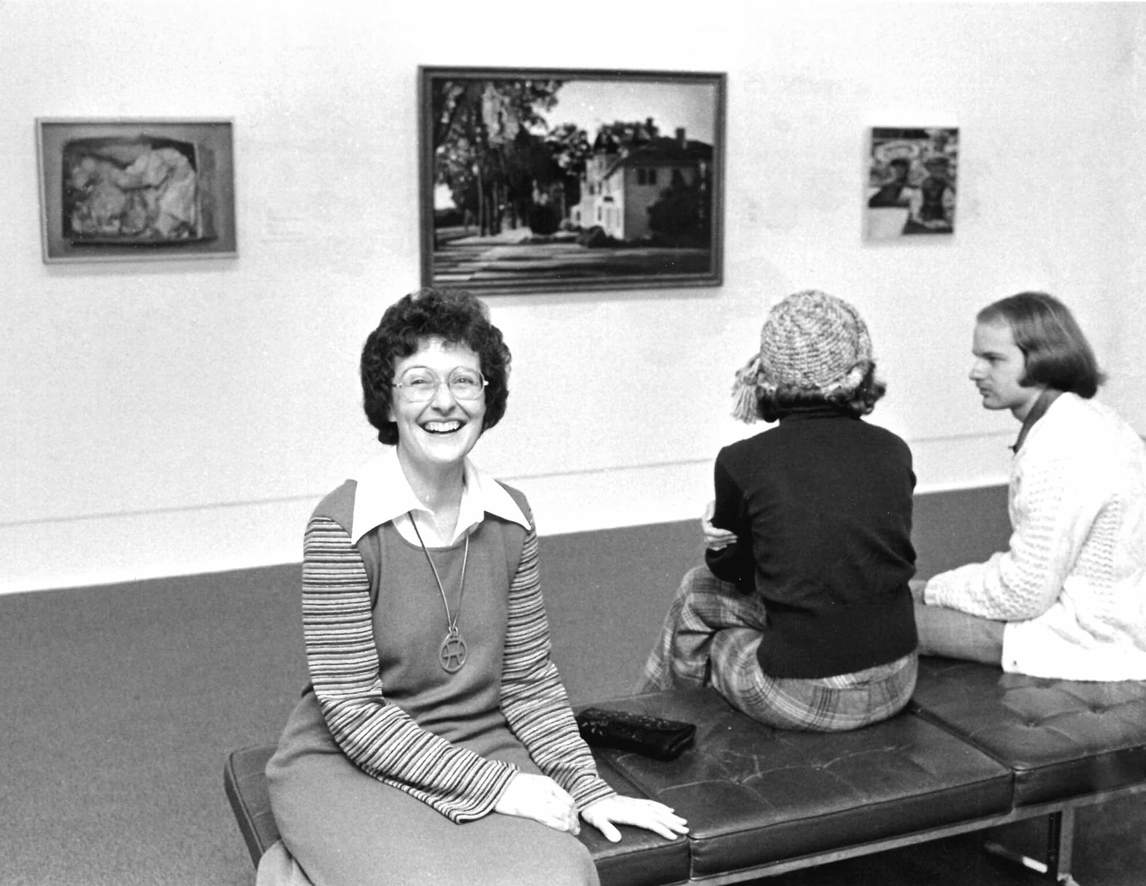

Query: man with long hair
[[914, 292, 1146, 680]]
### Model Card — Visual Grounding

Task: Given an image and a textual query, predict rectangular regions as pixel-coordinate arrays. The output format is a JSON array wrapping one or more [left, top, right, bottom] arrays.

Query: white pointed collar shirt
[[348, 446, 531, 546]]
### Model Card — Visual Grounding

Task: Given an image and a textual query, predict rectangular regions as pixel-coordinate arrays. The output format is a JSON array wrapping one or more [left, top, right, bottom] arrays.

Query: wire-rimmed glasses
[[394, 366, 488, 403]]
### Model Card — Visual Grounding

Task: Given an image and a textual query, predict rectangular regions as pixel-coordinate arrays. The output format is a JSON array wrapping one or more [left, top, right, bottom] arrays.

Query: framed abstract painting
[[36, 118, 237, 263]]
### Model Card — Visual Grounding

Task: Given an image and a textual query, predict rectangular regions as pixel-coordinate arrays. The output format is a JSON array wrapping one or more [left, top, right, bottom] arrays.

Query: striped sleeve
[[301, 516, 517, 822], [498, 527, 616, 811]]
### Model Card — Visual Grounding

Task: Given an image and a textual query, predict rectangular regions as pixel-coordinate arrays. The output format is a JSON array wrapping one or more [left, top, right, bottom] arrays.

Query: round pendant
[[440, 631, 467, 673]]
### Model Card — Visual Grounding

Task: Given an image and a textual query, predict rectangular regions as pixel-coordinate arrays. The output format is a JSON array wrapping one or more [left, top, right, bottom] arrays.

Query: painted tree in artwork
[[543, 122, 593, 226], [648, 166, 711, 246], [431, 78, 565, 237], [591, 118, 660, 152]]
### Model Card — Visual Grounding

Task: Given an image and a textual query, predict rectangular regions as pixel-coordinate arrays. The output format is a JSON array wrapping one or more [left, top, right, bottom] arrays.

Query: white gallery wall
[[2, 1, 1145, 593]]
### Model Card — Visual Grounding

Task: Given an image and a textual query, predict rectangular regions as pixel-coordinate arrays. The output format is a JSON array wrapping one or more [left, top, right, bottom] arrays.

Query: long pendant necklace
[[409, 512, 470, 674]]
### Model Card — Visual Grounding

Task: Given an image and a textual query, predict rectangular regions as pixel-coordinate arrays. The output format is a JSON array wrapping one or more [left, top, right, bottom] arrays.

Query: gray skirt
[[260, 692, 598, 886]]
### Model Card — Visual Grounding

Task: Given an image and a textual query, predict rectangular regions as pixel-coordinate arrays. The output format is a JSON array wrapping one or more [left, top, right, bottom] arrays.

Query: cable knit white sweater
[[925, 393, 1146, 680]]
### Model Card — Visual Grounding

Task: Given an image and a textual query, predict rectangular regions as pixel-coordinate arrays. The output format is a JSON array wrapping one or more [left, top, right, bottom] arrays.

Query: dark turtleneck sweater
[[706, 406, 917, 678]]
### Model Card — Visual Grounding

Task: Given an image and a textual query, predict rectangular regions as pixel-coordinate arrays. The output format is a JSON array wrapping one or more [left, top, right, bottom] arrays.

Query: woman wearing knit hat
[[638, 290, 918, 731]]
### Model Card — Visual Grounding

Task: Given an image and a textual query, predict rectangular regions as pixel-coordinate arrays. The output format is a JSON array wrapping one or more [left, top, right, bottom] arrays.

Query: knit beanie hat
[[731, 290, 874, 422]]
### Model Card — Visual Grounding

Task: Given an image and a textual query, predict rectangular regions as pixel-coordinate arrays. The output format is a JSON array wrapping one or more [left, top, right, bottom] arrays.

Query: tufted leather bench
[[225, 661, 1146, 884], [911, 657, 1146, 807], [575, 687, 1011, 883], [908, 657, 1146, 882]]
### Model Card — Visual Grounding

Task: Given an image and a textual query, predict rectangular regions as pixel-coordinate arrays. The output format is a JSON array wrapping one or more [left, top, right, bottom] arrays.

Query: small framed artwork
[[36, 118, 237, 263], [864, 126, 958, 241], [419, 66, 725, 294]]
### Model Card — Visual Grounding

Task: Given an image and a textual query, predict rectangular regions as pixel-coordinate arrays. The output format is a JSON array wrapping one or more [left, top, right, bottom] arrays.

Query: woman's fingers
[[581, 795, 689, 842], [499, 780, 692, 841]]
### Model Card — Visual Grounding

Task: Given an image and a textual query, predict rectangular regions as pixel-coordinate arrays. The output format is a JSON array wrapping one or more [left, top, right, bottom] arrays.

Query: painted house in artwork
[[571, 124, 713, 241]]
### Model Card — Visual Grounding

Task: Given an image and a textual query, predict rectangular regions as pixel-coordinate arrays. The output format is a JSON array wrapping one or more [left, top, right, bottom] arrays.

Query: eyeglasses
[[394, 366, 488, 403]]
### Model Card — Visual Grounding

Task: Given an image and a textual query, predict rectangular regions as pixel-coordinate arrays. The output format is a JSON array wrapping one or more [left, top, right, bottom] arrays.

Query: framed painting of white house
[[419, 66, 725, 294], [36, 118, 237, 263]]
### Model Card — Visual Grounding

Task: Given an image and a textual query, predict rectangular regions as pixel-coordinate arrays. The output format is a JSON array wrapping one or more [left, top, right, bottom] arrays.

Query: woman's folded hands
[[495, 773, 689, 843]]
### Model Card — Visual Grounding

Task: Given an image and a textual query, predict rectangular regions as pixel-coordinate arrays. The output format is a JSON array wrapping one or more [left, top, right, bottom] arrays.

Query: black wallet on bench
[[575, 707, 696, 761]]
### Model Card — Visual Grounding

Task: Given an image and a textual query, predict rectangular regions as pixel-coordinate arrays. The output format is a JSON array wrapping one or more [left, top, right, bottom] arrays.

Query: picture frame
[[864, 126, 958, 241], [419, 66, 725, 295], [36, 118, 237, 263]]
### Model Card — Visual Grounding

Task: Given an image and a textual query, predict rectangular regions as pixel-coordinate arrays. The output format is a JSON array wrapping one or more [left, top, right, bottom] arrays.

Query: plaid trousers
[[638, 565, 917, 732]]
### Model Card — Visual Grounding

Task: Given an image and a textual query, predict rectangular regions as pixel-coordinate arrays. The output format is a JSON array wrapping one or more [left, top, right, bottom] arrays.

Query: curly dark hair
[[756, 363, 886, 422], [360, 288, 511, 445]]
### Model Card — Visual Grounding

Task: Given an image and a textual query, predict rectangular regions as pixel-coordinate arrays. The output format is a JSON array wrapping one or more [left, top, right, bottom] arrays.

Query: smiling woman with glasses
[[359, 287, 511, 446], [259, 287, 687, 886]]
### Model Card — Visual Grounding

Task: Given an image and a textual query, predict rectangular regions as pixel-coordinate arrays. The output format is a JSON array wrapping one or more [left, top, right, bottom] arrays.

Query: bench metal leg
[[1045, 808, 1074, 880], [983, 809, 1078, 883]]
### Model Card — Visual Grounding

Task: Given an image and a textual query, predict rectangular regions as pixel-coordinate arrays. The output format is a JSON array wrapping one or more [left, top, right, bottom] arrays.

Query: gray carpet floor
[[3, 490, 1143, 884]]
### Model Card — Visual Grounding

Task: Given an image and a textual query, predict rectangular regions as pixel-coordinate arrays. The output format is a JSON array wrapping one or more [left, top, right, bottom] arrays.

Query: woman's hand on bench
[[581, 795, 689, 843]]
